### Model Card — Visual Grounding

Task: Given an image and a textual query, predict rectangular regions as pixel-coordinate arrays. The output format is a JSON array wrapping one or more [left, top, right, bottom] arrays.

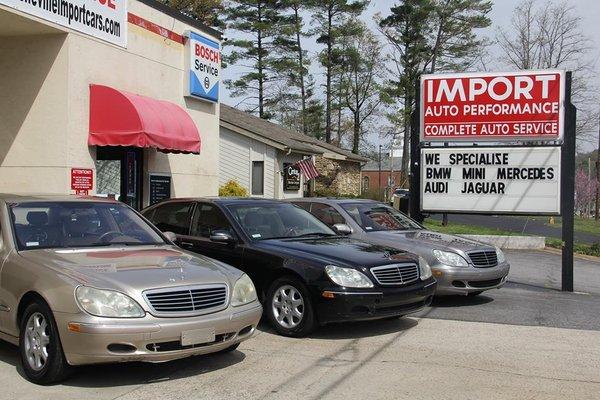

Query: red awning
[[89, 84, 201, 154]]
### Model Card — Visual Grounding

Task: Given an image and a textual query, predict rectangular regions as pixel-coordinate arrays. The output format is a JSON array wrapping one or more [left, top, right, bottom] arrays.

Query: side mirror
[[332, 223, 352, 235], [163, 231, 177, 242], [210, 230, 236, 244]]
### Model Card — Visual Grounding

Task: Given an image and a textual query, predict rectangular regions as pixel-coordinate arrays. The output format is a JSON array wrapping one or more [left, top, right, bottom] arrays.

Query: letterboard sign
[[420, 146, 561, 215], [149, 174, 171, 206], [283, 163, 301, 191]]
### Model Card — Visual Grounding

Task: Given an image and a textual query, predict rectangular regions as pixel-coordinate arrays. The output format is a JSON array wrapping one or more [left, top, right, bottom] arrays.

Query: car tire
[[19, 301, 70, 384], [266, 277, 317, 338], [467, 291, 484, 297]]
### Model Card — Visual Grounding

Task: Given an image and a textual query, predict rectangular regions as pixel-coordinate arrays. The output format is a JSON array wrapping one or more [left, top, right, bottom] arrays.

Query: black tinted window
[[150, 202, 193, 235], [292, 202, 311, 211], [310, 203, 346, 227], [192, 203, 233, 238]]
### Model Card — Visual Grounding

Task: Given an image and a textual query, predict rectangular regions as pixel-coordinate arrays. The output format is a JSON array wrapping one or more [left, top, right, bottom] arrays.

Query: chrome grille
[[143, 284, 228, 316], [370, 263, 419, 285], [467, 250, 498, 268]]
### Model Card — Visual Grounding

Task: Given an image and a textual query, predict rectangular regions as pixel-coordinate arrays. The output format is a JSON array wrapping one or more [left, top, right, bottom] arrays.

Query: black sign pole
[[409, 83, 424, 223], [561, 71, 576, 292]]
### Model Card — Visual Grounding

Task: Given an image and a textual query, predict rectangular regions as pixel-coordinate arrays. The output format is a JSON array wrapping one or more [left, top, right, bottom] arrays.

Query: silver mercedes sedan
[[0, 195, 261, 384], [290, 198, 510, 296]]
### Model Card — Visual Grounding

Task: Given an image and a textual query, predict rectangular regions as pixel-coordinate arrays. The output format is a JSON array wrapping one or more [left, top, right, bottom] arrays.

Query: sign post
[[409, 85, 424, 222], [561, 72, 576, 292]]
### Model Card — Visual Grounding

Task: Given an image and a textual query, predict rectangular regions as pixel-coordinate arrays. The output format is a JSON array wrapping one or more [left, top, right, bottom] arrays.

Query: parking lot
[[0, 249, 598, 400]]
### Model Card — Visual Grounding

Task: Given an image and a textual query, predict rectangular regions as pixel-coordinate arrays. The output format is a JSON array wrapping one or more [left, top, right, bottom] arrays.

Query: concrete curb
[[459, 234, 546, 249]]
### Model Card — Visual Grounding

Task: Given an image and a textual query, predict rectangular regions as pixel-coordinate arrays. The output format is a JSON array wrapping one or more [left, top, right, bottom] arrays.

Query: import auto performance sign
[[420, 147, 561, 214], [1, 0, 127, 47], [421, 70, 565, 142], [185, 30, 220, 102]]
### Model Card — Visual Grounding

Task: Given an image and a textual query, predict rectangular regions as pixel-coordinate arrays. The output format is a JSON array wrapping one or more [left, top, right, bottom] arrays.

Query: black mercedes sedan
[[142, 198, 436, 337]]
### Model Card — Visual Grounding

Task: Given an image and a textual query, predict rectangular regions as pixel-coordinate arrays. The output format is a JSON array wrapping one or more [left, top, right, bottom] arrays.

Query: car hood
[[18, 245, 240, 293], [255, 236, 418, 268], [366, 230, 494, 253]]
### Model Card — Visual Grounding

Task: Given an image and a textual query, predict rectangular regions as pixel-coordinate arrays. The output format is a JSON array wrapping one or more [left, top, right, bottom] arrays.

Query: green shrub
[[219, 180, 248, 197]]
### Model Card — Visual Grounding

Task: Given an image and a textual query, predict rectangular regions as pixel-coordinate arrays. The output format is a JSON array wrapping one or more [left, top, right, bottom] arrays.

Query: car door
[[182, 202, 244, 268]]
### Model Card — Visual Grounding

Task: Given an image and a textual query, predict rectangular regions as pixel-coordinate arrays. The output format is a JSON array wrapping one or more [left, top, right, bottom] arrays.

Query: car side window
[[341, 204, 362, 225], [292, 202, 311, 212], [192, 203, 234, 238], [310, 203, 346, 228], [150, 202, 193, 235]]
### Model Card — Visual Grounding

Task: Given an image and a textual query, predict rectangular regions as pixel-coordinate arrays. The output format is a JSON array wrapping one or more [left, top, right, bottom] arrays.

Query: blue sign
[[186, 31, 220, 102]]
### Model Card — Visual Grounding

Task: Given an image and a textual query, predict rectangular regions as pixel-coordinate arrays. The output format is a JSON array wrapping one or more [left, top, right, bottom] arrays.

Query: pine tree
[[163, 0, 225, 29], [311, 0, 369, 143], [224, 0, 296, 119]]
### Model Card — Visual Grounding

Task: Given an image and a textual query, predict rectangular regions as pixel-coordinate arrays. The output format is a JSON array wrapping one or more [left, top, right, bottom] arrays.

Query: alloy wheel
[[272, 285, 304, 329], [23, 312, 50, 371]]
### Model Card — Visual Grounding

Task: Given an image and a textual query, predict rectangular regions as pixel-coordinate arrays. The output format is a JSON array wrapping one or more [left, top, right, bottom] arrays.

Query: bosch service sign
[[0, 0, 127, 47], [185, 31, 221, 102], [421, 70, 565, 142]]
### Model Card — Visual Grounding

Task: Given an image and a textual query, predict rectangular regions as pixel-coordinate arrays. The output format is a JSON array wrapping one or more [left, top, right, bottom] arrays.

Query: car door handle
[[179, 241, 194, 247]]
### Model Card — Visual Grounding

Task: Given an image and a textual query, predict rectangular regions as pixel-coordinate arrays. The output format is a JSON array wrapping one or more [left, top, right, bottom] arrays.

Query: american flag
[[295, 158, 320, 180]]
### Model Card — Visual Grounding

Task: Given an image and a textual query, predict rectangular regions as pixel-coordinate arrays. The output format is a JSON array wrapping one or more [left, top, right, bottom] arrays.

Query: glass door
[[95, 147, 143, 210]]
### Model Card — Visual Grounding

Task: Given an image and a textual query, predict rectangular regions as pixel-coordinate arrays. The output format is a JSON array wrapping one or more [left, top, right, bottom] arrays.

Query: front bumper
[[316, 278, 436, 324], [432, 261, 510, 295], [54, 302, 262, 366]]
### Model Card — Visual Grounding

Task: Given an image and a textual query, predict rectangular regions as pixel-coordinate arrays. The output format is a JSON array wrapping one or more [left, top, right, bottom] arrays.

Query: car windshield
[[9, 201, 166, 250], [227, 203, 336, 240], [341, 203, 423, 232]]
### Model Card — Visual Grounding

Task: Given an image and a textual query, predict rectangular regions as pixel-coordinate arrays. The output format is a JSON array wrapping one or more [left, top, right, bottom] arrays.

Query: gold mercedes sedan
[[0, 195, 262, 384]]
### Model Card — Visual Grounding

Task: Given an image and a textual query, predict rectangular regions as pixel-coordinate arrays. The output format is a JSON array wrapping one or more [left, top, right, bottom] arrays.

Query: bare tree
[[342, 26, 384, 154], [497, 0, 598, 145]]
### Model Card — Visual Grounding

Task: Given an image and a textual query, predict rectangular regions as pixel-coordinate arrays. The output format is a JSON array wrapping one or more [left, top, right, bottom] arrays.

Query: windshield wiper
[[294, 232, 337, 238]]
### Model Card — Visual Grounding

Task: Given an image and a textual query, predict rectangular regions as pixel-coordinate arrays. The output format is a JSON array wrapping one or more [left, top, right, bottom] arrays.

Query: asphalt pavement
[[0, 250, 599, 399], [430, 214, 600, 244]]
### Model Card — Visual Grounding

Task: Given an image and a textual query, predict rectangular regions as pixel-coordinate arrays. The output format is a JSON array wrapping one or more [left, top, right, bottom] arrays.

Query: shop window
[[252, 161, 264, 195], [363, 176, 370, 191], [151, 202, 194, 235], [310, 203, 346, 228], [192, 203, 234, 238]]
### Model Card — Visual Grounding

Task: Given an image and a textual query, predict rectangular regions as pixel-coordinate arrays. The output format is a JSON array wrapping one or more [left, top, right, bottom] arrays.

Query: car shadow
[[0, 340, 245, 388], [430, 294, 494, 308], [258, 315, 419, 340]]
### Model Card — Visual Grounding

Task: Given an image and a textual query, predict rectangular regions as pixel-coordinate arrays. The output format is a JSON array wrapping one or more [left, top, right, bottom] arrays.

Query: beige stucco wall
[[0, 0, 220, 205], [0, 34, 69, 193]]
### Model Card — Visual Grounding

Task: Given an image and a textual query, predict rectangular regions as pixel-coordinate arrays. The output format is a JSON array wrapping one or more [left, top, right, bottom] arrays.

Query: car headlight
[[432, 249, 469, 267], [418, 256, 432, 280], [231, 274, 258, 307], [325, 265, 374, 288], [75, 286, 145, 318], [496, 247, 506, 263]]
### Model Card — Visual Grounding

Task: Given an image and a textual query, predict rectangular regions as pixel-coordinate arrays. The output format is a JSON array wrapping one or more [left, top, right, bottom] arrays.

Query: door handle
[[179, 241, 194, 247]]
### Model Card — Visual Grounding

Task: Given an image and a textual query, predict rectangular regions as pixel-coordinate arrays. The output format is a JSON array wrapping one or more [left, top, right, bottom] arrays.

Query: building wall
[[0, 34, 69, 193], [0, 0, 220, 204], [314, 157, 361, 197], [361, 170, 405, 192], [219, 127, 276, 198]]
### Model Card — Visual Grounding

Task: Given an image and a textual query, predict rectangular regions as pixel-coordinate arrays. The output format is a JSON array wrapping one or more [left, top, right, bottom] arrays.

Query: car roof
[[0, 194, 120, 204], [151, 197, 285, 207], [289, 197, 379, 204]]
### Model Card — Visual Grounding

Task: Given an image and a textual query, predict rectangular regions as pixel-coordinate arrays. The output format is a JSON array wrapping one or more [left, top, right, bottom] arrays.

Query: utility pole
[[596, 113, 600, 221], [378, 144, 382, 201]]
